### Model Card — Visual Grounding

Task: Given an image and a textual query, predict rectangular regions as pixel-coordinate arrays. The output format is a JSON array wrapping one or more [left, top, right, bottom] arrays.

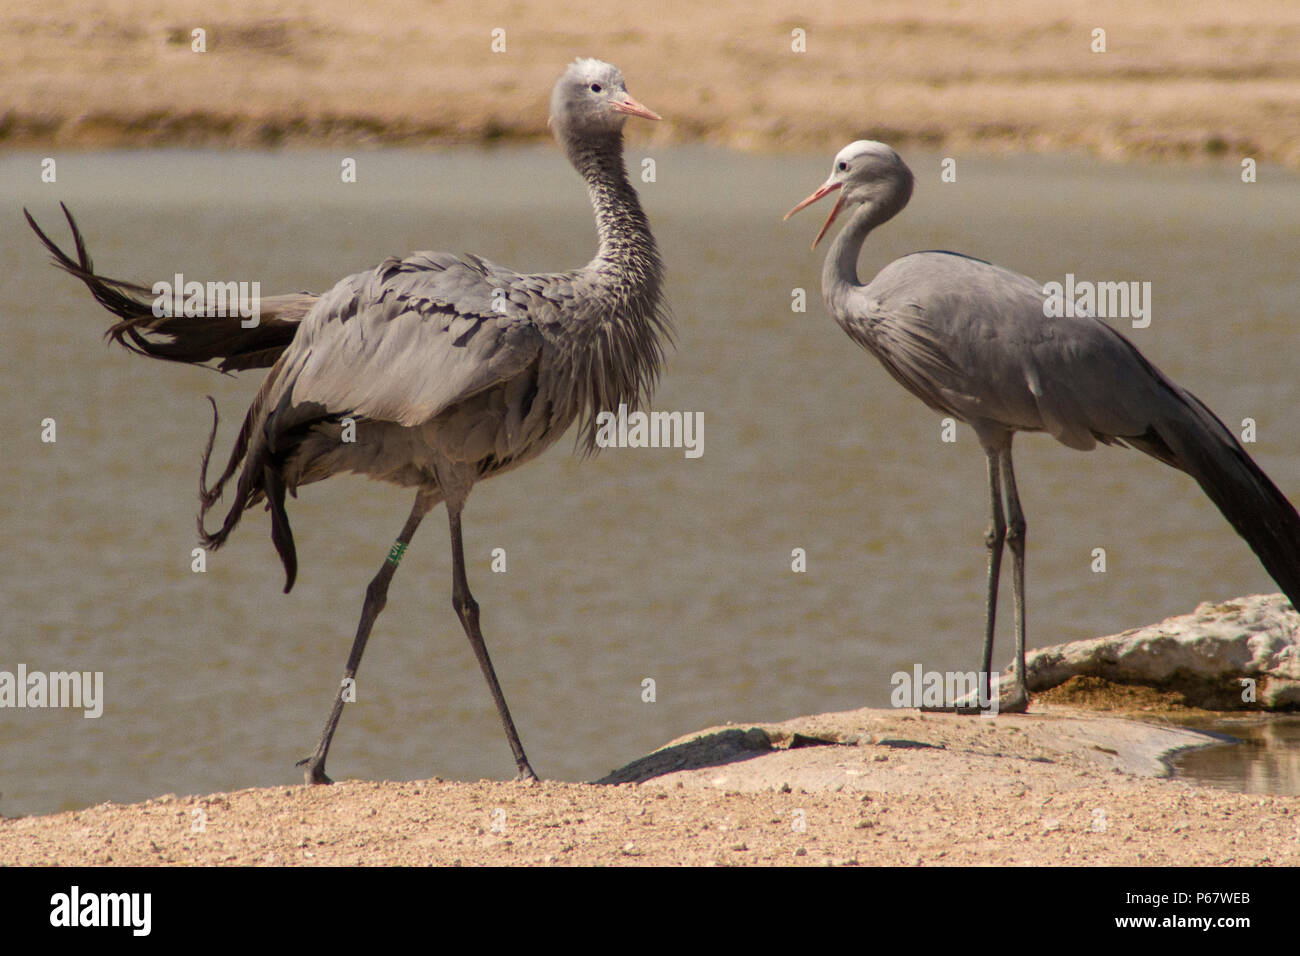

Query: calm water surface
[[1170, 716, 1300, 795], [2, 148, 1297, 815]]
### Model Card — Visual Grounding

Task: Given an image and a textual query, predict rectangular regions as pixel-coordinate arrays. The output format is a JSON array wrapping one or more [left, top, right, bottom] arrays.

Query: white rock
[[1022, 594, 1299, 708]]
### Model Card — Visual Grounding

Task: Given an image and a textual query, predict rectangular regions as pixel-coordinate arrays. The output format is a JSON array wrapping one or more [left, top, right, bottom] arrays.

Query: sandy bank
[[5, 702, 1296, 866], [5, 1, 1299, 166]]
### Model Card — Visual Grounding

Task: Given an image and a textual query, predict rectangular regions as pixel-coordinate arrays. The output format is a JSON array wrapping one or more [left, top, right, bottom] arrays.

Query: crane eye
[[590, 83, 603, 93]]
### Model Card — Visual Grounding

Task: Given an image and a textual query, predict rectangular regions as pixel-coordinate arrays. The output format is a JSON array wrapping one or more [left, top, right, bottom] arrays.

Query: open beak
[[784, 178, 844, 250], [612, 95, 661, 122]]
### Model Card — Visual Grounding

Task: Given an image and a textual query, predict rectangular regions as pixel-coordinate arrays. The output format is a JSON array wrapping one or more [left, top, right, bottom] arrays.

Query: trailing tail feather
[[24, 202, 309, 372], [198, 397, 299, 594], [28, 203, 308, 592], [262, 466, 299, 594], [1148, 393, 1300, 610]]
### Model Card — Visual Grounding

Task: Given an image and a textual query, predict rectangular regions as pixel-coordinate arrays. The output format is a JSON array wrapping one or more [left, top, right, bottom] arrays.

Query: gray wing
[[198, 251, 552, 591], [847, 251, 1182, 450], [277, 251, 548, 428]]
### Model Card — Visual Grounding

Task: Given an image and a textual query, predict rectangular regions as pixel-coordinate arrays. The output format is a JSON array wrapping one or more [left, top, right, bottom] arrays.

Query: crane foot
[[998, 689, 1030, 714], [296, 756, 333, 785]]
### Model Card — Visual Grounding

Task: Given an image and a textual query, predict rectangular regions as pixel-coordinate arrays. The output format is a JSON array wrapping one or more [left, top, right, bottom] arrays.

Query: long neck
[[566, 130, 661, 281], [823, 182, 910, 318], [557, 127, 671, 454]]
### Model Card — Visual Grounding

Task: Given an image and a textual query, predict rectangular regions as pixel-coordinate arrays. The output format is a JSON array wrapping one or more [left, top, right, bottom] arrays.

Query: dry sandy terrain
[[5, 696, 1297, 866], [4, 1, 1299, 164]]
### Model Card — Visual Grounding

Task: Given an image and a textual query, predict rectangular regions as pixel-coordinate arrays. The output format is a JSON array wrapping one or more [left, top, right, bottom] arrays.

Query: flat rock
[[597, 704, 1220, 793]]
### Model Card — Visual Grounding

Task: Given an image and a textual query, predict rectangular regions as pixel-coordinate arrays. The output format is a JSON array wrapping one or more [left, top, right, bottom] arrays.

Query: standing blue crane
[[26, 58, 671, 783], [786, 140, 1300, 711]]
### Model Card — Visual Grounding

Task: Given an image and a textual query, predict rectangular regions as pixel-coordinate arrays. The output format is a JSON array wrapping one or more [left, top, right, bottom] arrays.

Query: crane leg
[[298, 495, 432, 784], [999, 447, 1030, 713], [921, 446, 1006, 714], [980, 446, 1006, 684], [447, 504, 539, 782]]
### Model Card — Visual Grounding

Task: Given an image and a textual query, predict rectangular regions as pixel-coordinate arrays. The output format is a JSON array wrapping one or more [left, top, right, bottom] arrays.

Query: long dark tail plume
[[1150, 395, 1300, 610], [262, 466, 298, 594], [198, 397, 298, 594], [25, 203, 305, 372]]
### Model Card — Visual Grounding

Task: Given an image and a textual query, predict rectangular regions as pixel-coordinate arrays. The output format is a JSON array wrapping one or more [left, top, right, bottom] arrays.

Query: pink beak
[[784, 177, 844, 250], [612, 95, 661, 122]]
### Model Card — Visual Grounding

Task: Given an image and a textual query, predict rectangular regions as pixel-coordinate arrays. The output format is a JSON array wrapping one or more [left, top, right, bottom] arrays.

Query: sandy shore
[[5, 1, 1299, 165], [5, 699, 1296, 866]]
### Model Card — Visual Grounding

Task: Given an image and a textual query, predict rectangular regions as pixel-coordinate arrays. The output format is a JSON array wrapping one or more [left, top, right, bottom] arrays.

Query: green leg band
[[387, 541, 408, 567]]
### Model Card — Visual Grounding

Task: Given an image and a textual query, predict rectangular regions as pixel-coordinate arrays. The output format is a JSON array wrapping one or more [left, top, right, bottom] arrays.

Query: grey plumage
[[27, 58, 670, 783], [787, 140, 1300, 710]]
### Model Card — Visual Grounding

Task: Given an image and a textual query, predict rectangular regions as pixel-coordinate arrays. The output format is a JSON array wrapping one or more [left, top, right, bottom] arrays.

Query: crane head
[[785, 141, 914, 250], [550, 59, 660, 140]]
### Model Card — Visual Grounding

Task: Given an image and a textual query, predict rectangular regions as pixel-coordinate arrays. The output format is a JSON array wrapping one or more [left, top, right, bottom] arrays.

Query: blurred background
[[5, 1, 1299, 162], [2, 1, 1298, 816]]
